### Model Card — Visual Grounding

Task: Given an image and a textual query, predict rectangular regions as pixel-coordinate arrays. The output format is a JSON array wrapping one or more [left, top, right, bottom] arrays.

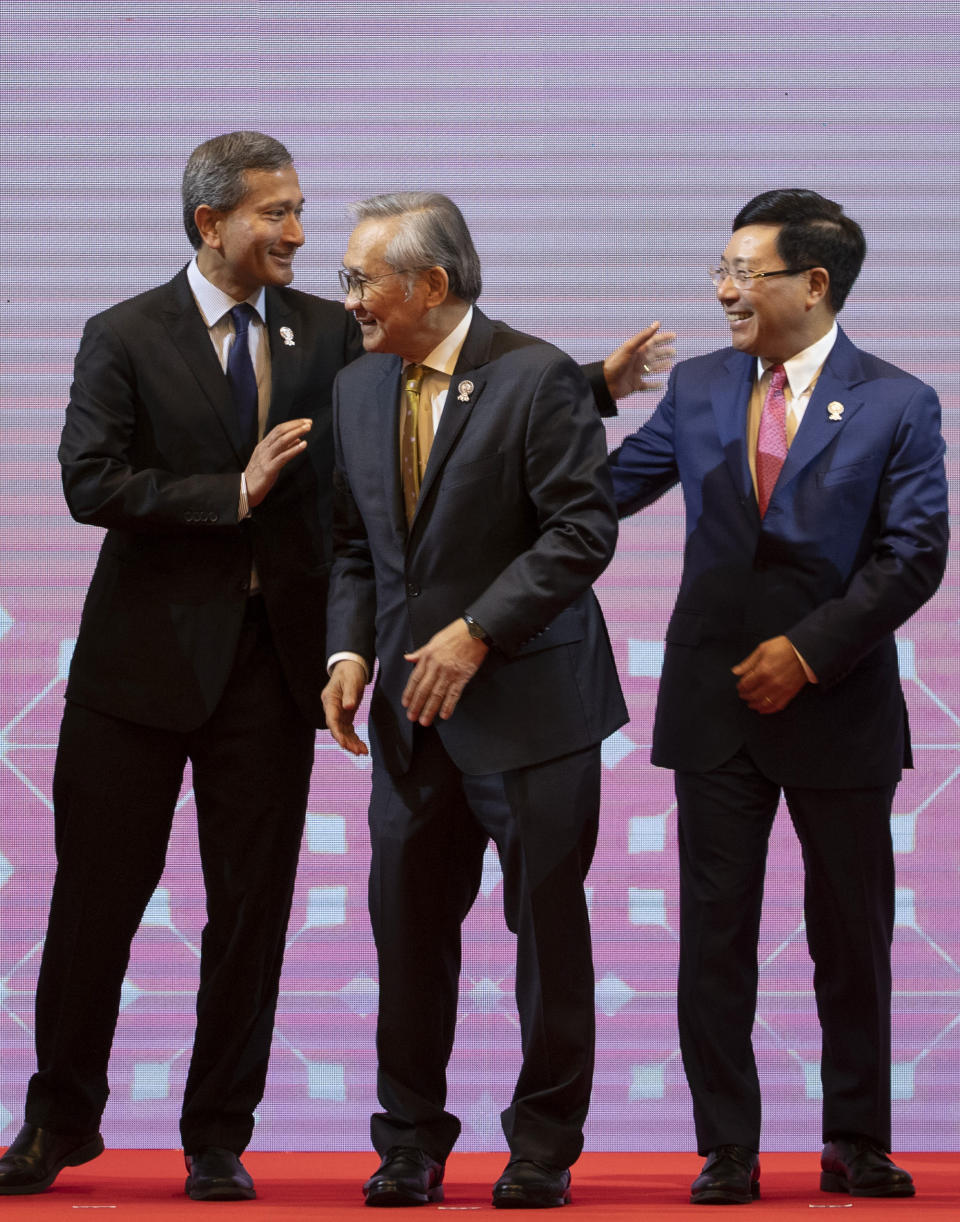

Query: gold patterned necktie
[[400, 363, 432, 524]]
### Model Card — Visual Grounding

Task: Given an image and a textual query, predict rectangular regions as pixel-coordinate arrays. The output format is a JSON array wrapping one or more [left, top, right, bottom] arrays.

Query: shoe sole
[[364, 1185, 445, 1206], [0, 1135, 104, 1196], [493, 1187, 571, 1208], [690, 1182, 760, 1205], [820, 1171, 915, 1198]]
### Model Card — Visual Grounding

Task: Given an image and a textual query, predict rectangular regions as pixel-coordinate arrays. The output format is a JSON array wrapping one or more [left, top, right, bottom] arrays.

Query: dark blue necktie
[[227, 303, 259, 452]]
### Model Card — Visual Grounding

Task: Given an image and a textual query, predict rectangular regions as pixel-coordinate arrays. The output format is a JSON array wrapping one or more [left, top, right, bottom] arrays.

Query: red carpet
[[0, 1151, 956, 1219]]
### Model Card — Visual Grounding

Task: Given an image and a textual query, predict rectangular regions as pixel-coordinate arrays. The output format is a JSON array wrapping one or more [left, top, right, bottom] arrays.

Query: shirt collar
[[407, 306, 474, 377], [758, 320, 838, 398], [187, 257, 267, 328]]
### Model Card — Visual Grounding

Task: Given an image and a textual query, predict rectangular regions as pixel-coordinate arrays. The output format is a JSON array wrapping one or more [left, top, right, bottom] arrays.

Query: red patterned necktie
[[756, 364, 788, 517]]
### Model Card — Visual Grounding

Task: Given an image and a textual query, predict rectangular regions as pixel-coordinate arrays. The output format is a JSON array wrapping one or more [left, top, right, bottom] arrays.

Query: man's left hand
[[732, 635, 808, 713], [402, 618, 489, 726], [603, 321, 676, 400]]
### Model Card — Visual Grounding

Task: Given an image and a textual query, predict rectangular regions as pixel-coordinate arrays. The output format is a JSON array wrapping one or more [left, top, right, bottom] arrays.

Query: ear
[[194, 204, 223, 252], [421, 265, 450, 308], [806, 266, 830, 308]]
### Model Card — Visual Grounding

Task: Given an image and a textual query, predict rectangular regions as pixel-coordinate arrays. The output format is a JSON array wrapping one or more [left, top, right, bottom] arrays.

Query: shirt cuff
[[790, 642, 818, 684], [327, 651, 370, 680], [238, 473, 251, 521]]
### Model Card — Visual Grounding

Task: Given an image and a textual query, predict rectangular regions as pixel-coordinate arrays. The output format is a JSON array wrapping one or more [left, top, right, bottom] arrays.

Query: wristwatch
[[463, 614, 493, 646]]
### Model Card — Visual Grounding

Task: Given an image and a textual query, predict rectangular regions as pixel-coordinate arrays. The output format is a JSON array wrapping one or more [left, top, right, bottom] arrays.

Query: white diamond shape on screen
[[0, 852, 11, 889], [628, 639, 664, 677], [894, 888, 918, 929], [306, 886, 347, 927], [0, 606, 12, 641], [306, 813, 346, 854], [802, 1061, 823, 1100], [595, 973, 634, 1017], [891, 812, 917, 854], [57, 639, 76, 680], [142, 887, 173, 928], [466, 977, 505, 1012], [628, 888, 667, 927], [628, 813, 668, 853], [896, 637, 916, 680], [480, 843, 502, 896], [891, 1061, 915, 1101], [307, 1061, 345, 1101], [119, 979, 141, 1010], [131, 1061, 171, 1101], [339, 974, 378, 1017], [629, 1063, 665, 1100], [602, 729, 637, 770]]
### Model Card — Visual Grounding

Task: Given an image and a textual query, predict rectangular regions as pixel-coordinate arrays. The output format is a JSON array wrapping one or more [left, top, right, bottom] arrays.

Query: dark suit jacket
[[608, 326, 949, 788], [59, 267, 364, 731], [326, 308, 628, 777]]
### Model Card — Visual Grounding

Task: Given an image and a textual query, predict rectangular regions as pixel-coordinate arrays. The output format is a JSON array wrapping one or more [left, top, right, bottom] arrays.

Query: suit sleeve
[[787, 380, 949, 686], [58, 313, 241, 533], [606, 369, 682, 516], [325, 377, 377, 667], [465, 356, 619, 657]]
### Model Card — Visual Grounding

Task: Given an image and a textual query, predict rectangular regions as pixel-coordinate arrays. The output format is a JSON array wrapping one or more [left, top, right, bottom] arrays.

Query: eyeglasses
[[338, 268, 425, 300], [708, 265, 816, 288]]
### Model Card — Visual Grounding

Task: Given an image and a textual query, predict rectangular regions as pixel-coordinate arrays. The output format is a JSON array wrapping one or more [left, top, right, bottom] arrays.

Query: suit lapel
[[370, 356, 407, 536], [159, 268, 248, 461], [710, 350, 756, 506], [408, 310, 493, 532], [264, 288, 305, 429], [772, 327, 867, 501]]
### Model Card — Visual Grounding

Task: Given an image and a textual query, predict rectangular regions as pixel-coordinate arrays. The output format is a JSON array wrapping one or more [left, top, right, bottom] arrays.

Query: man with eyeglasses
[[0, 130, 670, 1201], [322, 192, 632, 1209], [608, 189, 947, 1204]]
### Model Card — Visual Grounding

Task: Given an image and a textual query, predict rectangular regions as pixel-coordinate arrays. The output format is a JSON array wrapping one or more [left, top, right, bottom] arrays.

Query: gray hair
[[348, 192, 482, 304], [182, 131, 293, 250]]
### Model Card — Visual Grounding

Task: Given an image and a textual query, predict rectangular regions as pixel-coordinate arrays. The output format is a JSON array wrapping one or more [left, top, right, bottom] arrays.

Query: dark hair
[[733, 189, 867, 312], [181, 131, 293, 250], [347, 192, 482, 304]]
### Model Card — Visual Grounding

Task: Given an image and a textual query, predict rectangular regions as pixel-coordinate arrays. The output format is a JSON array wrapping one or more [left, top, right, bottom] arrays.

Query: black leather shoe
[[0, 1123, 104, 1195], [492, 1159, 571, 1208], [820, 1137, 915, 1197], [690, 1145, 760, 1205], [363, 1147, 445, 1206], [184, 1147, 256, 1201]]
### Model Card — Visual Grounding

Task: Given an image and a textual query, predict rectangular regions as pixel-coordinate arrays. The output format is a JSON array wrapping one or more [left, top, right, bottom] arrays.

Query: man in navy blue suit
[[609, 190, 948, 1205]]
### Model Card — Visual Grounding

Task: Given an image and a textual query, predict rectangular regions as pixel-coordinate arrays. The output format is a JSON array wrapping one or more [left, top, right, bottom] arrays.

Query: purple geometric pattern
[[1, 1, 957, 1152]]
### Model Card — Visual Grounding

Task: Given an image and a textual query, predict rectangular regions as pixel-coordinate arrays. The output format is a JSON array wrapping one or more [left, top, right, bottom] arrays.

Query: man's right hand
[[321, 660, 369, 756], [245, 418, 312, 507]]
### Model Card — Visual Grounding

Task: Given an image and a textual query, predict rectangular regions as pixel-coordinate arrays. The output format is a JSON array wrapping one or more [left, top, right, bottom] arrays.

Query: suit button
[[406, 582, 421, 597], [239, 579, 250, 592]]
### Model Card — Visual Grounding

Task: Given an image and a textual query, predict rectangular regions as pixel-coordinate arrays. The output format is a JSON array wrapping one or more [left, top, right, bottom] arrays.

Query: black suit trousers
[[368, 726, 601, 1168], [26, 599, 315, 1153], [674, 747, 897, 1154]]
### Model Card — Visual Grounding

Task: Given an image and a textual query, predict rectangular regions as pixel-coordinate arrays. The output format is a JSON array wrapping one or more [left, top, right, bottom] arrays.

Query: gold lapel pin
[[827, 401, 844, 421], [457, 380, 474, 402], [279, 326, 295, 347]]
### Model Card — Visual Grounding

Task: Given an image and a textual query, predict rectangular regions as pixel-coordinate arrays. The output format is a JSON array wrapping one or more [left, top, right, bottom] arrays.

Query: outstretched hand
[[602, 321, 676, 401], [244, 418, 312, 507]]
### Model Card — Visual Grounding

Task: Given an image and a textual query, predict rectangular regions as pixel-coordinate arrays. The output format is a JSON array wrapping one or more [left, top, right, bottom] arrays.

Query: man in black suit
[[608, 190, 948, 1204], [0, 131, 362, 1201], [322, 192, 628, 1209], [0, 137, 667, 1202]]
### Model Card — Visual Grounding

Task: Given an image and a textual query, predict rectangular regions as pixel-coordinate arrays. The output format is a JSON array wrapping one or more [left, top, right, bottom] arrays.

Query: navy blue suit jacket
[[326, 308, 628, 777], [609, 327, 948, 787]]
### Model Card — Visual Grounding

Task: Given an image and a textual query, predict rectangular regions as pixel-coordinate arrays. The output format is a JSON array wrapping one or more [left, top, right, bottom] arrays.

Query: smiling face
[[717, 223, 830, 364], [341, 216, 434, 359], [195, 165, 305, 301]]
